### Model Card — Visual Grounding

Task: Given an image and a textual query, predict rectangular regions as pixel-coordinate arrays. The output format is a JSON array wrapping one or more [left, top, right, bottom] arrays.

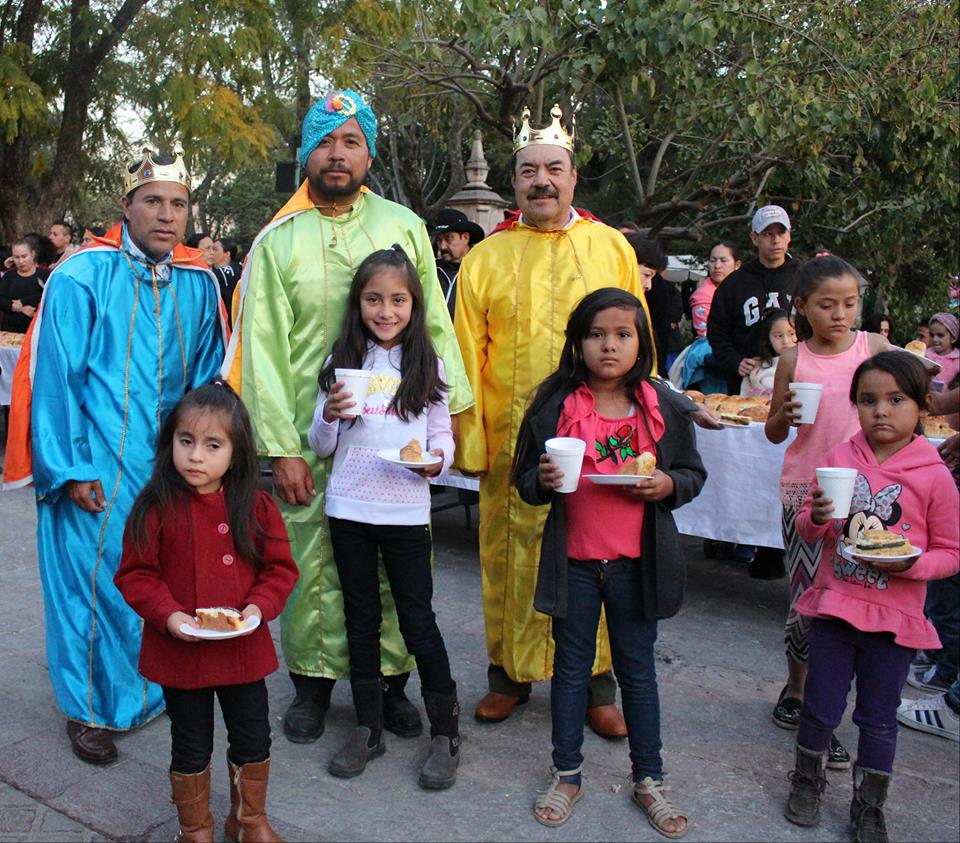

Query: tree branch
[[614, 84, 645, 202], [645, 130, 676, 199]]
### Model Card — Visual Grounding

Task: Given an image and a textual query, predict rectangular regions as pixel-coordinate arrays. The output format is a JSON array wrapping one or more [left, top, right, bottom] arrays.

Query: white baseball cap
[[751, 204, 791, 233]]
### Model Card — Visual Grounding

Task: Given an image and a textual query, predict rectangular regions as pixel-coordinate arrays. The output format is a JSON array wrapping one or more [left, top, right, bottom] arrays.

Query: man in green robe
[[223, 90, 472, 742]]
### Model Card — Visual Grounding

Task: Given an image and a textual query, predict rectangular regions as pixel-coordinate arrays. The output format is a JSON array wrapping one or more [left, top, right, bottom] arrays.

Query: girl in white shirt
[[308, 246, 460, 790]]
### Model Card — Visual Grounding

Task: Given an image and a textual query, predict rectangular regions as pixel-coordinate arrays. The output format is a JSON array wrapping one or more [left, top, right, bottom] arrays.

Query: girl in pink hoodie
[[784, 351, 960, 841]]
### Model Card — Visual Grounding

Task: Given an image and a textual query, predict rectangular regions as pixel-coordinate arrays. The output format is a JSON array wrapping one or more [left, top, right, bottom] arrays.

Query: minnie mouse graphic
[[835, 474, 906, 589]]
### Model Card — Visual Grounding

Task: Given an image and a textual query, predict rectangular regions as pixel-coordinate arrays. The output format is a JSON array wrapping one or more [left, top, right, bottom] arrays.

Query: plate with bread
[[902, 341, 941, 374], [922, 413, 957, 446], [683, 390, 770, 426], [182, 608, 260, 640], [840, 530, 921, 566], [378, 438, 441, 468], [586, 453, 655, 484]]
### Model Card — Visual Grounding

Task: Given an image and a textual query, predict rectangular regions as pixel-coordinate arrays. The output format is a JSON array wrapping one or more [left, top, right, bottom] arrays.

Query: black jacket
[[513, 379, 707, 621], [0, 268, 46, 333], [706, 256, 800, 392]]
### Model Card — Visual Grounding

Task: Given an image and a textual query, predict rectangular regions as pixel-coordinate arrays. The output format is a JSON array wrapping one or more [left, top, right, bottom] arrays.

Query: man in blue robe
[[28, 144, 227, 763]]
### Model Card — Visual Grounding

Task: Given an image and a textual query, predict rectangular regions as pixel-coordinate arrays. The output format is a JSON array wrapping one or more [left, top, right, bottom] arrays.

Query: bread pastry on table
[[738, 404, 769, 422], [683, 389, 705, 403], [904, 340, 927, 356]]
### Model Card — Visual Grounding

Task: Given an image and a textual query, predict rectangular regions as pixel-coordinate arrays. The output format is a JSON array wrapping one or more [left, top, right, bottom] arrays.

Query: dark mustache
[[321, 166, 351, 174], [527, 189, 558, 199]]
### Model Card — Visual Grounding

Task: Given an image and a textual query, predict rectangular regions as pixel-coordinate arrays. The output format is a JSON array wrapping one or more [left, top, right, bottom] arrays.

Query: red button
[[217, 523, 229, 534], [222, 554, 234, 566]]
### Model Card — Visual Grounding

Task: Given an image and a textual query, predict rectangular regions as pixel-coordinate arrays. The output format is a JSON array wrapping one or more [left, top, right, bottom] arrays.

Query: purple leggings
[[798, 618, 914, 772]]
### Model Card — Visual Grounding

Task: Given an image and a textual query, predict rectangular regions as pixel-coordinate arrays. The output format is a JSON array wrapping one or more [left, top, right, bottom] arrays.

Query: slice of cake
[[196, 607, 244, 631]]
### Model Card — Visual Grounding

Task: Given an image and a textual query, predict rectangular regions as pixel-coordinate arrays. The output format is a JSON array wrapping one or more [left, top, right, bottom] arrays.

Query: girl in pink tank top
[[763, 255, 889, 748]]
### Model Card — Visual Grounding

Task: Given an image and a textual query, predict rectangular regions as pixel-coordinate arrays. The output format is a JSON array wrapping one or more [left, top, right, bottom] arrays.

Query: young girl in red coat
[[115, 381, 298, 842]]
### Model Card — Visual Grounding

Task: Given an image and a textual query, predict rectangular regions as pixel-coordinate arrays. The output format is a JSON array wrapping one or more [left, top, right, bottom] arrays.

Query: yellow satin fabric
[[454, 218, 651, 683]]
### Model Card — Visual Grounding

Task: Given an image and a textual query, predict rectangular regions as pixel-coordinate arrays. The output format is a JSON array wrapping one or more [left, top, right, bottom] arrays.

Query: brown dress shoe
[[474, 691, 529, 723], [587, 703, 628, 740], [66, 720, 118, 765]]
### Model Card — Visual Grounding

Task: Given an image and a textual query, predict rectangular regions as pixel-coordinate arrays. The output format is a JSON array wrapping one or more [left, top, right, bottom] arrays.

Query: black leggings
[[163, 680, 271, 774], [328, 518, 455, 695]]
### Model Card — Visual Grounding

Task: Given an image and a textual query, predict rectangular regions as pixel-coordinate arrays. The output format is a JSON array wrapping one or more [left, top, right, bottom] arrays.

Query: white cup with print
[[789, 382, 823, 424], [815, 467, 858, 519], [334, 368, 372, 417], [545, 437, 587, 494]]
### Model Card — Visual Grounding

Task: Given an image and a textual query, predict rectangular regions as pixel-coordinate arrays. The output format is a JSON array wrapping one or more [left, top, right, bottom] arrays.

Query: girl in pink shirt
[[925, 312, 959, 391], [784, 351, 959, 840], [513, 288, 706, 837], [765, 255, 888, 749]]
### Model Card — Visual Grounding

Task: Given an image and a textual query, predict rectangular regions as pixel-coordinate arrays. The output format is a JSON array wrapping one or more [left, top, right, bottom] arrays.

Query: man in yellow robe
[[224, 90, 472, 744], [454, 105, 651, 734]]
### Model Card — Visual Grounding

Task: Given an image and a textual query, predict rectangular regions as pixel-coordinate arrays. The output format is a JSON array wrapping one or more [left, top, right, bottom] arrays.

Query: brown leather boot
[[223, 758, 282, 842], [169, 765, 215, 843]]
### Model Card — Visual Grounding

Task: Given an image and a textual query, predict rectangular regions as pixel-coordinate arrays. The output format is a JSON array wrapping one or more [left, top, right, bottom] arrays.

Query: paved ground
[[0, 483, 956, 842]]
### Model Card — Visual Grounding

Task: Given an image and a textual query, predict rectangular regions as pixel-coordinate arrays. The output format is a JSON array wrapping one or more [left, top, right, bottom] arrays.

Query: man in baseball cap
[[706, 203, 801, 580], [751, 204, 791, 234]]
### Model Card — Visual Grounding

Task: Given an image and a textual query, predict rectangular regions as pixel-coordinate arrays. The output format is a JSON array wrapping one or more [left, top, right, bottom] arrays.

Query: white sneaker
[[897, 693, 960, 742]]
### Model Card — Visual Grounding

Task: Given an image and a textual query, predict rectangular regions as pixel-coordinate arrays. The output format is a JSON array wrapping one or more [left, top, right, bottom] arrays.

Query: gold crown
[[122, 142, 191, 195], [513, 104, 575, 153]]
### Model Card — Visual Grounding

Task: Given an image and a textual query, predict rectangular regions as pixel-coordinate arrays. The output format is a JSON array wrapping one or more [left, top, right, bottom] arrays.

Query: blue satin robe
[[30, 242, 224, 729]]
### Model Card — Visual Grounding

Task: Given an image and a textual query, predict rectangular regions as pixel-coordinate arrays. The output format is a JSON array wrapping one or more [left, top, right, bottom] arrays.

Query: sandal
[[632, 777, 689, 839], [773, 684, 802, 730], [533, 766, 583, 828]]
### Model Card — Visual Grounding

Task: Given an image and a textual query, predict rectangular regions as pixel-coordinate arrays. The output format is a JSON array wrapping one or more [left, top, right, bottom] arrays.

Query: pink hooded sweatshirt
[[795, 431, 960, 649]]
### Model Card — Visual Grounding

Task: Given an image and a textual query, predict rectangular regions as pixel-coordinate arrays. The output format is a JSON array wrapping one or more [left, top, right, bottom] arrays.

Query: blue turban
[[299, 90, 377, 167]]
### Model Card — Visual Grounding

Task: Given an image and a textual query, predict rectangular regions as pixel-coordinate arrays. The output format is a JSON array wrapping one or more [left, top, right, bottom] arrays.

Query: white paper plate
[[181, 615, 260, 640], [377, 448, 442, 468], [927, 437, 946, 447], [717, 419, 755, 428], [584, 474, 654, 485], [840, 543, 922, 565]]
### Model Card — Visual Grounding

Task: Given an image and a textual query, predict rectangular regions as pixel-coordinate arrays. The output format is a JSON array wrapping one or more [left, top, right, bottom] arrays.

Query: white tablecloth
[[673, 423, 796, 548], [433, 425, 797, 548], [0, 344, 22, 406]]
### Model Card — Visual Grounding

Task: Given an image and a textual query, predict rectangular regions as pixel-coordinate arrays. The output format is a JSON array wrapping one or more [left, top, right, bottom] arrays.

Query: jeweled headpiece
[[513, 104, 575, 153], [122, 141, 191, 196]]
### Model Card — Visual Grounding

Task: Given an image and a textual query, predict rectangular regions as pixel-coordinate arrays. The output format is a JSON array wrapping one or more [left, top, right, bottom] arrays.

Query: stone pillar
[[445, 131, 508, 235]]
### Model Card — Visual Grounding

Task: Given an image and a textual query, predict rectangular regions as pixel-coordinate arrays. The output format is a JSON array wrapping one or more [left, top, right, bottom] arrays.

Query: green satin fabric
[[240, 192, 471, 677]]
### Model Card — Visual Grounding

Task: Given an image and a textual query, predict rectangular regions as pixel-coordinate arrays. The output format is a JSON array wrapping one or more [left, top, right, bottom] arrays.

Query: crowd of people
[[0, 89, 957, 843]]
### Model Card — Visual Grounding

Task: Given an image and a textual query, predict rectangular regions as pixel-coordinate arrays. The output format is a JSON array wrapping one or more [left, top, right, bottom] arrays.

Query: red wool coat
[[115, 489, 298, 690]]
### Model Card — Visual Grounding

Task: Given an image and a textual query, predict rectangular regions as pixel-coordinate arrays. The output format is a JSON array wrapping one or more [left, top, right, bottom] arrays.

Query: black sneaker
[[826, 734, 851, 770], [383, 688, 424, 738], [282, 695, 327, 743], [773, 685, 801, 730], [749, 547, 786, 580]]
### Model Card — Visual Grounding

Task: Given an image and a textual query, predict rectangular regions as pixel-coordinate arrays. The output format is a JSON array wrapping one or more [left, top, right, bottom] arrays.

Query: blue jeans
[[551, 558, 662, 781], [925, 573, 959, 685]]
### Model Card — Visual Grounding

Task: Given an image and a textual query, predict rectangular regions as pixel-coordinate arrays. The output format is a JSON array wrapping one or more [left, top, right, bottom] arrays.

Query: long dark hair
[[512, 288, 655, 482], [318, 246, 446, 421], [791, 254, 863, 341], [126, 381, 268, 568], [849, 351, 927, 435]]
